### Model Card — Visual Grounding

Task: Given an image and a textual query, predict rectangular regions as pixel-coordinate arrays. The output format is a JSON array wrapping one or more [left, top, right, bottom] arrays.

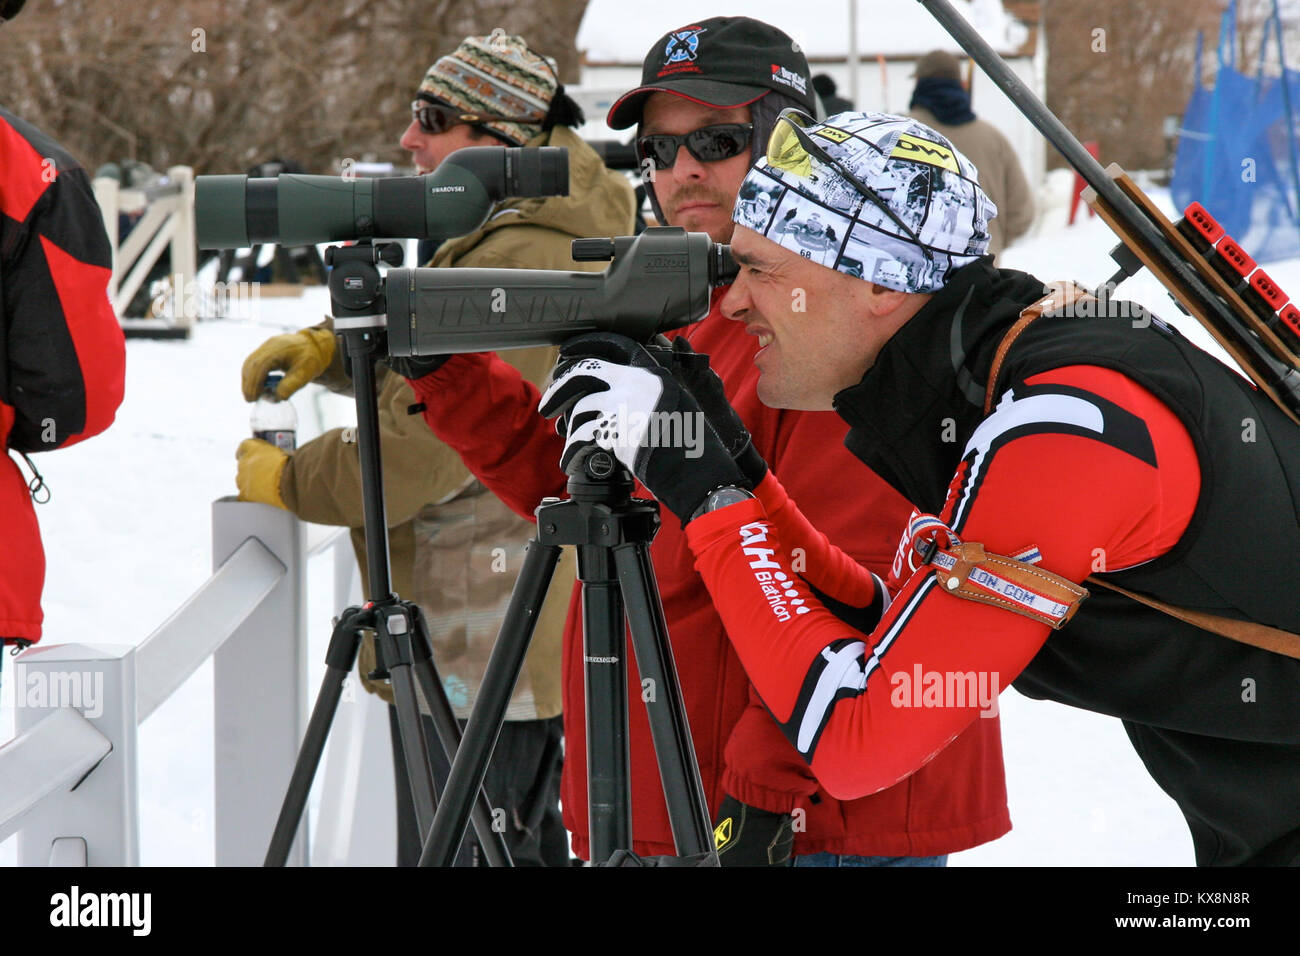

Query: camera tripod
[[265, 240, 509, 866], [267, 240, 718, 866], [417, 455, 717, 866]]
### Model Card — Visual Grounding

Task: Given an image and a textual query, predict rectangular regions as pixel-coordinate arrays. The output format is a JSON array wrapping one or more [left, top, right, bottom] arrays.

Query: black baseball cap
[[606, 16, 815, 130]]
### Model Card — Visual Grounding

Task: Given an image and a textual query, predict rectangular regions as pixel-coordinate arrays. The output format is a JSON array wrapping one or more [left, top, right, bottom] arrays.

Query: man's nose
[[671, 143, 708, 181], [720, 275, 748, 322], [399, 119, 424, 152]]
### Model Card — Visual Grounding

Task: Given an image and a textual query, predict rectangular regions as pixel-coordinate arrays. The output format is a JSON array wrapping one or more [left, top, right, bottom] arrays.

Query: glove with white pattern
[[538, 333, 749, 523]]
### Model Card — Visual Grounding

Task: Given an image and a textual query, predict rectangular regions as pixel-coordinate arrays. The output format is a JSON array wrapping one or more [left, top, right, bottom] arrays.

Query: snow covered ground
[[3, 175, 1293, 867]]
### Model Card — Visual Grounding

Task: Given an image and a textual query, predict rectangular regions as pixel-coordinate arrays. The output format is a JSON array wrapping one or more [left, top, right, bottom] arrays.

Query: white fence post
[[13, 644, 139, 866], [211, 498, 308, 866], [166, 165, 197, 333], [92, 175, 121, 303]]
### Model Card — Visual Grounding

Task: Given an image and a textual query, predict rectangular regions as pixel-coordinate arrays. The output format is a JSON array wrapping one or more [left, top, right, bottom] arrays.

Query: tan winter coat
[[280, 125, 636, 718], [909, 105, 1036, 260]]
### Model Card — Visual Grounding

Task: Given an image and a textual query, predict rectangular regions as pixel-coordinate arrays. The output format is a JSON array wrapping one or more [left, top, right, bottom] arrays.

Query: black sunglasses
[[768, 108, 935, 263], [410, 98, 545, 136], [636, 123, 754, 170]]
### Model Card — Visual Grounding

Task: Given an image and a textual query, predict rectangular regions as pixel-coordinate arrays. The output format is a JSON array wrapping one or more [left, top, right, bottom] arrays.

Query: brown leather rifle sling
[[982, 285, 1300, 660]]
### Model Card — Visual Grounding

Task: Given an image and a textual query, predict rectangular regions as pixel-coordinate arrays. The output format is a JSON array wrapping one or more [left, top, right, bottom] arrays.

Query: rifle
[[916, 0, 1300, 426]]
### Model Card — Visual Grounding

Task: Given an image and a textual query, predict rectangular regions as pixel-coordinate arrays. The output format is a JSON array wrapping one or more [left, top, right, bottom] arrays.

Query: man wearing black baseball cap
[[607, 17, 815, 126], [606, 17, 817, 245], [398, 16, 1011, 866]]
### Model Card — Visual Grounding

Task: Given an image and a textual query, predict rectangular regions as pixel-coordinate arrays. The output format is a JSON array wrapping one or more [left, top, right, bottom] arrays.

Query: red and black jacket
[[2, 105, 126, 641], [686, 257, 1300, 865]]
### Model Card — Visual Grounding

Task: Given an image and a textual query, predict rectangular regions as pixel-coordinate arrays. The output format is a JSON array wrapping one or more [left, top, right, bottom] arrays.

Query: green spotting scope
[[195, 146, 567, 248], [383, 228, 737, 355]]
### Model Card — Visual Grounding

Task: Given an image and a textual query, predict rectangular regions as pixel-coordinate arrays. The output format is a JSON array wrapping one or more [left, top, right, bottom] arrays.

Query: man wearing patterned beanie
[[234, 31, 636, 866], [542, 110, 1300, 866]]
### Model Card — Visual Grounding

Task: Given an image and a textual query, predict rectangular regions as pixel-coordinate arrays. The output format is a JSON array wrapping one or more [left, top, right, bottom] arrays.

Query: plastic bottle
[[251, 371, 297, 451]]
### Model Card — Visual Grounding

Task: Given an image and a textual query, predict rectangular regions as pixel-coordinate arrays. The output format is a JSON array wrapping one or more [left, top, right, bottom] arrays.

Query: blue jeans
[[792, 853, 948, 867]]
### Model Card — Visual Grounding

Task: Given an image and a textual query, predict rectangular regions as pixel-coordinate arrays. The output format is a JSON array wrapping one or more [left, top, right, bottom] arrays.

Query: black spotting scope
[[195, 146, 568, 248], [384, 227, 737, 355]]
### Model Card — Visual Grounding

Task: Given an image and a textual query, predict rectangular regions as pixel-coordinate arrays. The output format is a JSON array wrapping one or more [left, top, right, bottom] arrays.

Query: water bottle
[[251, 371, 297, 451]]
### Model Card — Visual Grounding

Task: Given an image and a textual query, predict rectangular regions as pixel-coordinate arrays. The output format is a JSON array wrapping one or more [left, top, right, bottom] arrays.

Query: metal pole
[[848, 0, 861, 107], [614, 542, 713, 857], [578, 543, 632, 864], [344, 334, 394, 603]]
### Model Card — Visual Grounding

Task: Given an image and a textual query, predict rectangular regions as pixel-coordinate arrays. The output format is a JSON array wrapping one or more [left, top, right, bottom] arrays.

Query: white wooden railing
[[0, 500, 396, 866]]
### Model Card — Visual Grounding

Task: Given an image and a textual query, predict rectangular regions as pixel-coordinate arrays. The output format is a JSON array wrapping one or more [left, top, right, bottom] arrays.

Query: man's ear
[[865, 282, 910, 317]]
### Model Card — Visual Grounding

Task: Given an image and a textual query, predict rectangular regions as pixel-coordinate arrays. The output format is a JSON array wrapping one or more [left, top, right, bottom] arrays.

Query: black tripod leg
[[578, 543, 633, 864], [418, 539, 561, 866], [407, 609, 514, 867], [614, 542, 715, 858], [266, 607, 366, 866], [375, 612, 439, 839]]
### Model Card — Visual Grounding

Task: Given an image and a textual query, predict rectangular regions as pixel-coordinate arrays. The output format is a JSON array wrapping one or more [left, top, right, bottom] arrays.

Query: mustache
[[664, 187, 733, 210]]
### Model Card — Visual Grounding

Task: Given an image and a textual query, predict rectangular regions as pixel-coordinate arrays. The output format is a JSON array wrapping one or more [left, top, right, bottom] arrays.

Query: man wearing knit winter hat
[[544, 108, 1300, 866], [407, 30, 577, 160], [234, 30, 635, 866], [399, 19, 1011, 868]]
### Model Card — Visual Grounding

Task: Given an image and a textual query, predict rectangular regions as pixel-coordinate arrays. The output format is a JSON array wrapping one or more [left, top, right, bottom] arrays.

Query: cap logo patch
[[664, 27, 705, 65], [770, 64, 808, 95], [890, 133, 960, 172]]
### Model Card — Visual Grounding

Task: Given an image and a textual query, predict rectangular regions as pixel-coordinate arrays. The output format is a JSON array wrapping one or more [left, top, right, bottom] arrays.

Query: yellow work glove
[[241, 327, 336, 401], [236, 438, 289, 509]]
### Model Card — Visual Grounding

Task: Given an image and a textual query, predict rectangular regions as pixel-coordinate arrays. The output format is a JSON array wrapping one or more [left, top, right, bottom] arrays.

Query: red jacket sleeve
[[2, 110, 125, 452], [687, 366, 1199, 799], [409, 351, 566, 520]]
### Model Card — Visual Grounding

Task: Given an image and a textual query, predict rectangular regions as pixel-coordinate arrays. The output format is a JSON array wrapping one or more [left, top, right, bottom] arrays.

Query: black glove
[[383, 353, 450, 381], [712, 795, 795, 866], [645, 335, 768, 486], [537, 332, 749, 523]]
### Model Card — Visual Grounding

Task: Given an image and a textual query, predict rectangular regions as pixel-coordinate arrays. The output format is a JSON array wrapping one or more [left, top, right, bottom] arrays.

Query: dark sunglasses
[[636, 123, 754, 170], [410, 98, 545, 136], [767, 108, 935, 263]]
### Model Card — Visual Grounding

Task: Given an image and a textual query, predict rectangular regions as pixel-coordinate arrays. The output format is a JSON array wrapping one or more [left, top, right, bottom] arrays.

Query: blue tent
[[1172, 0, 1300, 264]]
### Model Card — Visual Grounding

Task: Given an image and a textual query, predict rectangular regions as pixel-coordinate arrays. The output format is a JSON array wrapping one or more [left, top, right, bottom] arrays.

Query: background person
[[908, 50, 1033, 260], [1, 0, 126, 678], [813, 73, 854, 115]]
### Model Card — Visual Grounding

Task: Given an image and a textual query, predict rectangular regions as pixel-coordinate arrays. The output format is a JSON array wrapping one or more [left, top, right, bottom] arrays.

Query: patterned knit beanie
[[735, 110, 996, 293], [417, 30, 558, 146]]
